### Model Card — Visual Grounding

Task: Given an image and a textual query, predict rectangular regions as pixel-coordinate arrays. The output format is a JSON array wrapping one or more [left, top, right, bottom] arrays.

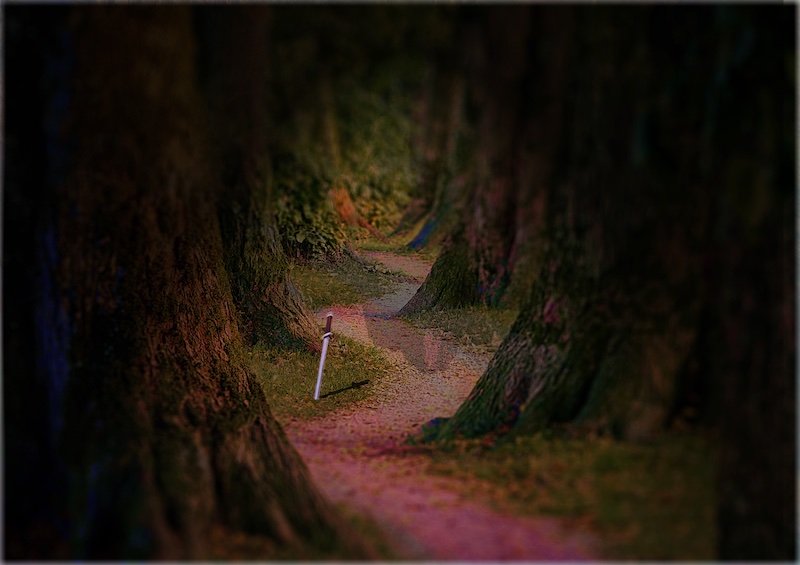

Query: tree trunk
[[404, 67, 466, 249], [4, 6, 366, 558], [426, 6, 696, 441], [401, 7, 541, 312], [703, 6, 796, 558], [398, 233, 479, 316], [196, 6, 319, 350], [426, 5, 795, 560]]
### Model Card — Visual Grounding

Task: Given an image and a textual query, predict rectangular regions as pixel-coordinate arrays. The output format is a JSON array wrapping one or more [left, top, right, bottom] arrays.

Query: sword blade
[[314, 336, 331, 400]]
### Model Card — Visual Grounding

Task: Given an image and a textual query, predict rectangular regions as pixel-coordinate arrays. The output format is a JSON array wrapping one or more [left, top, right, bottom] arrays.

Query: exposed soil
[[284, 251, 598, 560]]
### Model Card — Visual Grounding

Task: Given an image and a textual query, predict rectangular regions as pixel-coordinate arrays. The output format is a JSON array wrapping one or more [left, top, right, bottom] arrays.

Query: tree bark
[[404, 67, 466, 249], [426, 5, 796, 560], [196, 6, 319, 350], [398, 233, 479, 316], [426, 6, 699, 441], [703, 6, 796, 558], [4, 6, 366, 558], [401, 7, 543, 311]]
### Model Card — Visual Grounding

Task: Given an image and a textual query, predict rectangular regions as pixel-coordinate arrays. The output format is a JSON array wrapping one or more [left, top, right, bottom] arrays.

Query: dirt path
[[285, 251, 597, 560]]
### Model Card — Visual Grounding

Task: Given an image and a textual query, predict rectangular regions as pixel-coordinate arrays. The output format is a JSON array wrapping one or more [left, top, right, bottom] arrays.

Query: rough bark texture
[[463, 8, 532, 305], [197, 6, 319, 350], [398, 236, 479, 316], [404, 69, 466, 250], [702, 7, 796, 558], [422, 6, 795, 559], [4, 6, 365, 559], [437, 237, 601, 439], [402, 8, 546, 309]]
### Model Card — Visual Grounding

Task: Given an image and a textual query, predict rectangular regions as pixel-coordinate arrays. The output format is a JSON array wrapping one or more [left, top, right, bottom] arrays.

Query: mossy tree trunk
[[401, 7, 548, 313], [4, 6, 365, 559], [403, 65, 466, 249], [429, 5, 795, 559], [196, 6, 319, 350], [398, 234, 479, 316]]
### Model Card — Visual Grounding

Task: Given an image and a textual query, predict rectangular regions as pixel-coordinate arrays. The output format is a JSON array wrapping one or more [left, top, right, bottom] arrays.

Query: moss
[[289, 253, 401, 310], [398, 240, 479, 316], [426, 431, 717, 559], [428, 232, 604, 441]]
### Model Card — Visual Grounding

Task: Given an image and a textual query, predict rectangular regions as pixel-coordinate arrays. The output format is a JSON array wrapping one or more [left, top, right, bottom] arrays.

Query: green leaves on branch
[[275, 195, 345, 259], [274, 155, 346, 259]]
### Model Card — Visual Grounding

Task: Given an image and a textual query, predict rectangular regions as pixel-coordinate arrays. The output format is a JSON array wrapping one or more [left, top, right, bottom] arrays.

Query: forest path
[[284, 251, 597, 560]]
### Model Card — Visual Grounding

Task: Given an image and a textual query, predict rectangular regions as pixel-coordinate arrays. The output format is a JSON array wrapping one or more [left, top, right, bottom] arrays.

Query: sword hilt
[[314, 312, 335, 401]]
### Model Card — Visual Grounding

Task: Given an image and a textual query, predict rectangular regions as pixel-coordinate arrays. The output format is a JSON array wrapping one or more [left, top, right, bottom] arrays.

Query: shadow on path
[[363, 311, 456, 374], [295, 252, 599, 562], [321, 379, 370, 399]]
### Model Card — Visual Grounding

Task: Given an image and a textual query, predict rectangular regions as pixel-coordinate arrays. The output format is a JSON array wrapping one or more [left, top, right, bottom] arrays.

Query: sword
[[314, 312, 333, 400]]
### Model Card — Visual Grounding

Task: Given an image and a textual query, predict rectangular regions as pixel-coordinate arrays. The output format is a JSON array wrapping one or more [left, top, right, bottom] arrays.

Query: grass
[[290, 263, 365, 309], [275, 242, 408, 420], [289, 232, 438, 312], [248, 336, 394, 421], [290, 255, 401, 310], [427, 431, 716, 560], [404, 305, 520, 355], [354, 232, 441, 262], [240, 247, 402, 560], [333, 503, 408, 560]]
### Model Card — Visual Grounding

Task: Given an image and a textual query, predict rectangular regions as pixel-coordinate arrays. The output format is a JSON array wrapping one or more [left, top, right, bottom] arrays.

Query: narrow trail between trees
[[284, 251, 597, 560]]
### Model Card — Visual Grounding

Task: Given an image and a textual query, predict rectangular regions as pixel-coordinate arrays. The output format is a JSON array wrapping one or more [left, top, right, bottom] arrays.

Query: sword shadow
[[320, 379, 370, 399]]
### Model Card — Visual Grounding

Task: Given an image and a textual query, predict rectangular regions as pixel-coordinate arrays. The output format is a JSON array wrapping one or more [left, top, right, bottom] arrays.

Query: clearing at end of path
[[285, 250, 598, 560]]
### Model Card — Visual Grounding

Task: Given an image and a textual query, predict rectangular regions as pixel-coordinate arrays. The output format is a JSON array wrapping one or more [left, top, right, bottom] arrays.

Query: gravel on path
[[285, 251, 597, 561]]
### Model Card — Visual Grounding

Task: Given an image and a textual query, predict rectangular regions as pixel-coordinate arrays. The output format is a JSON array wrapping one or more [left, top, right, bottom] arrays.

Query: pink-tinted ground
[[285, 251, 598, 560]]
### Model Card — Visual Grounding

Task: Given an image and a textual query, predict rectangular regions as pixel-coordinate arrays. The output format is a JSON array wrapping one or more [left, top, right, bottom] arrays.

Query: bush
[[273, 154, 346, 259]]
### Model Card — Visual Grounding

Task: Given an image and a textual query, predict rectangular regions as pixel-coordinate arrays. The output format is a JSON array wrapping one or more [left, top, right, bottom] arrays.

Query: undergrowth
[[427, 430, 716, 560], [273, 153, 347, 259], [354, 233, 441, 262], [404, 305, 519, 355], [249, 336, 393, 421], [289, 254, 402, 310]]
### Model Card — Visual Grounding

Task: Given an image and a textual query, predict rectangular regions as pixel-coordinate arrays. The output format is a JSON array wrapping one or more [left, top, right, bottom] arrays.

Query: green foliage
[[336, 84, 416, 230], [273, 155, 346, 259], [428, 431, 716, 560], [248, 336, 393, 421], [268, 8, 448, 241]]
